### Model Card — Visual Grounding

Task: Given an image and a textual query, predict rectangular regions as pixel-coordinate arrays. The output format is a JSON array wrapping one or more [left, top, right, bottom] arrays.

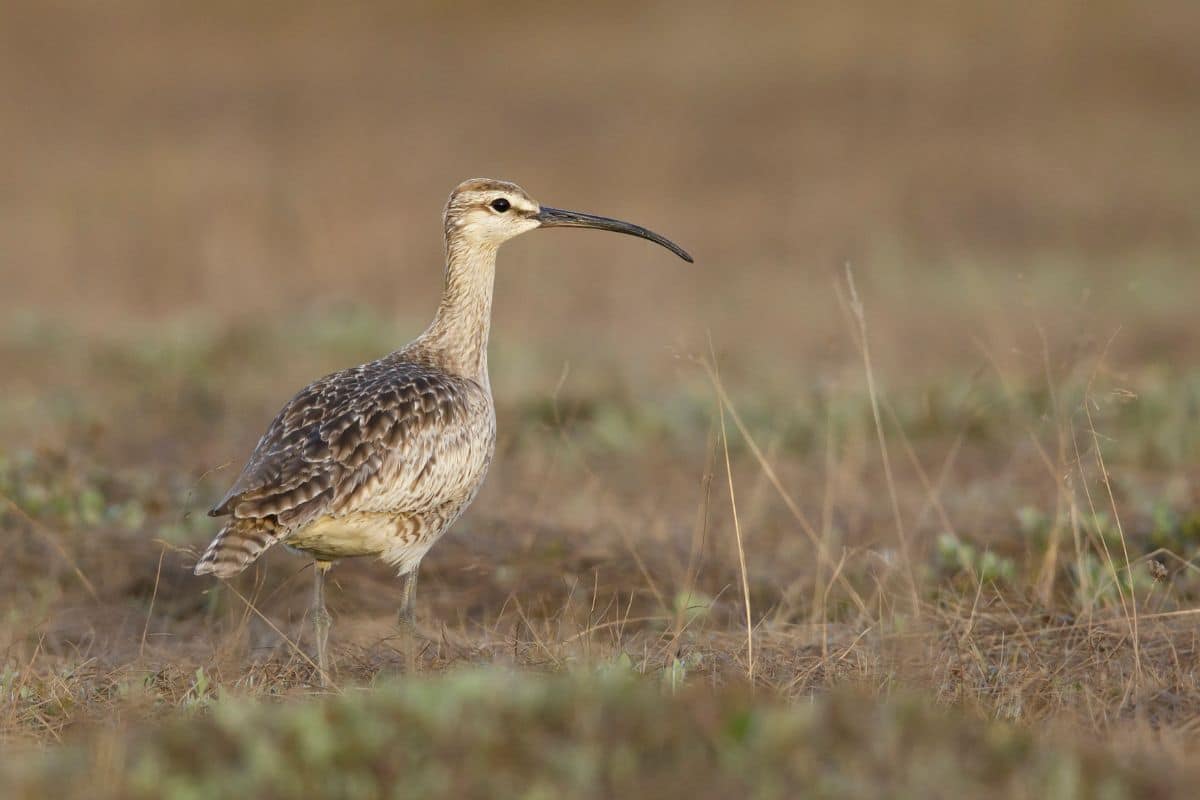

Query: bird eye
[[490, 198, 511, 213]]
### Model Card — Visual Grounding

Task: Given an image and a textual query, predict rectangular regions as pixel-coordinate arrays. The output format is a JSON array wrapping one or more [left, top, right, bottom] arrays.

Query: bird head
[[444, 178, 692, 262]]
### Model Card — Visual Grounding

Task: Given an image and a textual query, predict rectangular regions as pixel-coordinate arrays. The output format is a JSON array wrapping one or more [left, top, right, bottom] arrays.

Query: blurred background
[[3, 1, 1200, 785], [4, 1, 1198, 369]]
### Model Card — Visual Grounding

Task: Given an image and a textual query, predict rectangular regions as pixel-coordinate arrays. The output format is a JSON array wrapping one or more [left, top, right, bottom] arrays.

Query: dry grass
[[3, 0, 1200, 796]]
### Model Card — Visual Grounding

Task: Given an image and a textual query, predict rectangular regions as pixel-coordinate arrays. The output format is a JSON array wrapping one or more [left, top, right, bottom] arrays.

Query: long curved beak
[[535, 206, 693, 263]]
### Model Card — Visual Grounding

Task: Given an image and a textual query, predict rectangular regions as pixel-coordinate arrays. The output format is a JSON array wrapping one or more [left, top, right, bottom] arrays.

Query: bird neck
[[420, 236, 497, 382]]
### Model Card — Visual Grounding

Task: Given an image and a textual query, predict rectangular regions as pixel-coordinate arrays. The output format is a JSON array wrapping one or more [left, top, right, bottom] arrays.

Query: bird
[[193, 178, 692, 683]]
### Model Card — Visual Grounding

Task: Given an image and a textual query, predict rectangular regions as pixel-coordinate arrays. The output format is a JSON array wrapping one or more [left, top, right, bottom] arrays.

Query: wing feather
[[210, 355, 489, 535]]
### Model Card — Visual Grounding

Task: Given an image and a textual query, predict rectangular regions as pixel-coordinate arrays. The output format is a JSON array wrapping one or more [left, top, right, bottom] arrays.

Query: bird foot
[[396, 612, 433, 644]]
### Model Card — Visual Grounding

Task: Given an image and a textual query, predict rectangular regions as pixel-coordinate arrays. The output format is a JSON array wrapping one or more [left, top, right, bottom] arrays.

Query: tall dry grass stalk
[[840, 265, 921, 618], [704, 342, 754, 680]]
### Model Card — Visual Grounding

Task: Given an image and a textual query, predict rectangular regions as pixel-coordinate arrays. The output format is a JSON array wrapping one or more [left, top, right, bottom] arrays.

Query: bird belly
[[286, 513, 413, 561], [284, 500, 467, 573]]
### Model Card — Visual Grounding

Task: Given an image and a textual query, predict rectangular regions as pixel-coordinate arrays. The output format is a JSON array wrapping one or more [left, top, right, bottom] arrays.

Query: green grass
[[4, 669, 1187, 800]]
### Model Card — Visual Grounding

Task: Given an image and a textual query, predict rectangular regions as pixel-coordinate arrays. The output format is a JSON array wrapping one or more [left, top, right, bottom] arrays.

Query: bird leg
[[397, 566, 419, 631], [395, 565, 431, 667], [311, 560, 333, 686]]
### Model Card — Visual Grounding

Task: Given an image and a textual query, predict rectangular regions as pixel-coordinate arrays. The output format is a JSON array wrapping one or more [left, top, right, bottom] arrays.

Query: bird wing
[[210, 356, 490, 532]]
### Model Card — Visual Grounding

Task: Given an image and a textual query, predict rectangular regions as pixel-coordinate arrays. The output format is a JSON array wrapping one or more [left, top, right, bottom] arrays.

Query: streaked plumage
[[193, 178, 691, 682], [197, 354, 494, 577]]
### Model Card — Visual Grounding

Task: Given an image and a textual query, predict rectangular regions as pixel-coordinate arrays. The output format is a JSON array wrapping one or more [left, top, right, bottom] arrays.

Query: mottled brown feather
[[195, 348, 493, 576]]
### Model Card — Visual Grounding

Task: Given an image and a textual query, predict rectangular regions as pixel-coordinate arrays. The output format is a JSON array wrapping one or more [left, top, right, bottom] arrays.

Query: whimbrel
[[194, 179, 691, 681]]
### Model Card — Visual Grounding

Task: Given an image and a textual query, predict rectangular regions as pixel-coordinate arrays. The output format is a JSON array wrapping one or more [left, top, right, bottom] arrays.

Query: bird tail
[[193, 518, 282, 578]]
